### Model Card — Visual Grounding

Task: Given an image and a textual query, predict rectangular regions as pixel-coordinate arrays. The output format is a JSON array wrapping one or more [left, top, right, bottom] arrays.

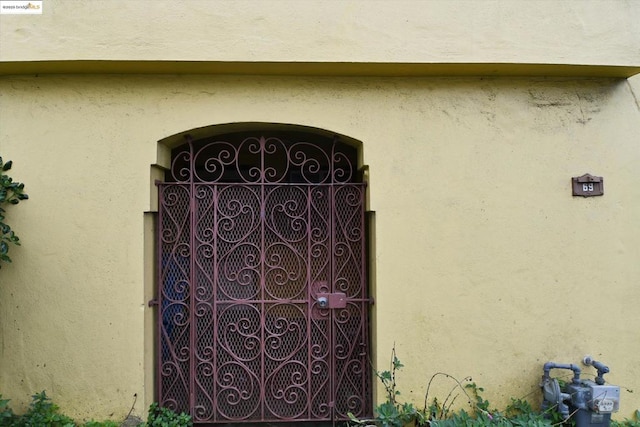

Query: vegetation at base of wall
[[0, 391, 75, 427], [612, 410, 640, 427], [348, 348, 640, 427], [145, 403, 192, 427], [0, 392, 192, 427], [0, 385, 637, 427], [0, 156, 28, 268]]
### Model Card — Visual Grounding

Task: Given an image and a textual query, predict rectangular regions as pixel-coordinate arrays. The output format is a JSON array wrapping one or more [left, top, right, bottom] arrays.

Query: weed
[[613, 410, 640, 427], [0, 395, 15, 425], [0, 392, 192, 427], [146, 403, 192, 427], [82, 422, 121, 427], [349, 347, 423, 427], [348, 347, 558, 427], [7, 391, 75, 427]]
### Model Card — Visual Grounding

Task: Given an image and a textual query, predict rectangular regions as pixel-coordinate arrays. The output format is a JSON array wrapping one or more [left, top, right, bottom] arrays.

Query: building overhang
[[1, 60, 639, 78]]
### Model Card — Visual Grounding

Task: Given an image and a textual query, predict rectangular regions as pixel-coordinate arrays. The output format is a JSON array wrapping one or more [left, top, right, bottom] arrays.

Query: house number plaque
[[572, 173, 603, 197]]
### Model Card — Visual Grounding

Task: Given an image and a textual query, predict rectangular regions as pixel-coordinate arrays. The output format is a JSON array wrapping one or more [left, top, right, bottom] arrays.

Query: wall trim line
[[1, 60, 639, 78]]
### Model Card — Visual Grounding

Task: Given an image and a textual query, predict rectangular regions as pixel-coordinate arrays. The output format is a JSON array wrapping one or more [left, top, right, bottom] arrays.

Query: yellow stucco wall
[[0, 74, 639, 421], [1, 0, 639, 66], [1, 0, 640, 423]]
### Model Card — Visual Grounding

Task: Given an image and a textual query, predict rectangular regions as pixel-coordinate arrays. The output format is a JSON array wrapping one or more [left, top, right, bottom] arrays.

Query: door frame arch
[[146, 123, 375, 424]]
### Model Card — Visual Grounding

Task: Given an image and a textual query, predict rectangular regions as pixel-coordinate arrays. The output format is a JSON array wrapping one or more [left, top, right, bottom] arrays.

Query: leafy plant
[[349, 346, 423, 427], [0, 392, 136, 427], [0, 394, 15, 424], [423, 373, 476, 420], [428, 394, 554, 427], [0, 391, 195, 427], [83, 421, 121, 427], [349, 348, 563, 427], [10, 390, 75, 427], [146, 402, 192, 427], [0, 156, 28, 268], [613, 410, 640, 427]]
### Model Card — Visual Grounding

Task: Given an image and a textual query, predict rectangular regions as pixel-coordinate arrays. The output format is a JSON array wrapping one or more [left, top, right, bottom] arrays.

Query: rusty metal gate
[[156, 133, 371, 424]]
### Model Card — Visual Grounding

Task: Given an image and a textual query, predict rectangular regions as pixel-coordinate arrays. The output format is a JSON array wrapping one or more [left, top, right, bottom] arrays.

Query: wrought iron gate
[[156, 134, 371, 424]]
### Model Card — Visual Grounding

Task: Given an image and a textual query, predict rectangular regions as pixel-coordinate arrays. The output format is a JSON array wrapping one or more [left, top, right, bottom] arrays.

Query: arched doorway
[[157, 128, 371, 424]]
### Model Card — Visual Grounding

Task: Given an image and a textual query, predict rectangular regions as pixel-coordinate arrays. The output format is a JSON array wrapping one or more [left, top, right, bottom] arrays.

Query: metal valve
[[542, 358, 620, 427], [317, 296, 328, 308]]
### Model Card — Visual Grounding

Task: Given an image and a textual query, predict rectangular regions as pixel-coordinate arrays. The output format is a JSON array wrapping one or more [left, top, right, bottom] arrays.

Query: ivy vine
[[0, 156, 28, 267]]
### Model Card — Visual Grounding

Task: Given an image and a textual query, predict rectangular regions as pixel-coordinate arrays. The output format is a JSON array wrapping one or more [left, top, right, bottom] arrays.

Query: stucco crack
[[626, 79, 640, 112]]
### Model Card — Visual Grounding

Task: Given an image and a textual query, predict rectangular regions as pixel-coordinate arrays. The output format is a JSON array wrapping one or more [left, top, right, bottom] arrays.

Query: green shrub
[[427, 386, 553, 427], [145, 403, 192, 427], [348, 348, 558, 427], [613, 410, 640, 427], [0, 156, 29, 268], [7, 391, 75, 427], [349, 347, 424, 427], [0, 395, 15, 425], [0, 391, 196, 427], [1, 388, 634, 427], [82, 421, 121, 427]]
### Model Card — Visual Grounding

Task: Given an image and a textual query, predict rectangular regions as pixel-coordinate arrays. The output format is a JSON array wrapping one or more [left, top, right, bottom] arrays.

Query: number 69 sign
[[572, 173, 603, 197]]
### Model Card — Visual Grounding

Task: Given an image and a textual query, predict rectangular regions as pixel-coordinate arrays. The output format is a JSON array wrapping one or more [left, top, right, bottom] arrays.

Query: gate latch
[[316, 293, 347, 309]]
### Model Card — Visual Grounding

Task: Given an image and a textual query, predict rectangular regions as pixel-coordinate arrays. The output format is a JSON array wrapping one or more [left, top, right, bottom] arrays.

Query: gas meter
[[540, 357, 620, 427]]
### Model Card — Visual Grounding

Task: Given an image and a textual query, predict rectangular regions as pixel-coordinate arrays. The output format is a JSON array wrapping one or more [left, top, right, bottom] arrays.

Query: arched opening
[[155, 125, 372, 424]]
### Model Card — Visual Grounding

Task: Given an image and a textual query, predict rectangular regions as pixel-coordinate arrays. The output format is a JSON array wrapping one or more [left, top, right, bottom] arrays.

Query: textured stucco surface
[[1, 0, 639, 421], [0, 0, 639, 66], [0, 74, 639, 420]]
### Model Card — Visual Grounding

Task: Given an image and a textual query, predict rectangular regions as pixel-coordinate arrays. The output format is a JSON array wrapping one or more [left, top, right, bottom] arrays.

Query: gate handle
[[316, 293, 347, 309]]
